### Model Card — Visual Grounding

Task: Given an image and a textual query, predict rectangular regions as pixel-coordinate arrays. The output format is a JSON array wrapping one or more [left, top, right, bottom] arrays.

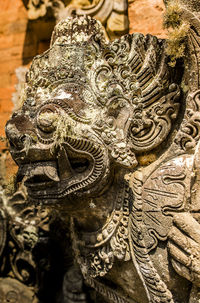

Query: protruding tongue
[[17, 161, 60, 182]]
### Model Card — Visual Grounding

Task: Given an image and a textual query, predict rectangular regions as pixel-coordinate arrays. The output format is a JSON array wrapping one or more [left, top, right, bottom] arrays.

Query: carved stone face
[[6, 85, 112, 205], [6, 16, 180, 209]]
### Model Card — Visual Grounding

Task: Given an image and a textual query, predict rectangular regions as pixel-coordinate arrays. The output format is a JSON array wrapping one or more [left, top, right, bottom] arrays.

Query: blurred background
[[0, 0, 167, 187]]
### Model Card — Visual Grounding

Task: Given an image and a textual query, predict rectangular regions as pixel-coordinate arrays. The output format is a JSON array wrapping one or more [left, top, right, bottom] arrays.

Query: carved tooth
[[43, 164, 60, 182], [58, 147, 73, 180], [82, 181, 87, 186]]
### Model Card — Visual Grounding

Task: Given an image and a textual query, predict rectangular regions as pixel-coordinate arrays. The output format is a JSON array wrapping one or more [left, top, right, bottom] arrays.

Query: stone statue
[[4, 0, 200, 302]]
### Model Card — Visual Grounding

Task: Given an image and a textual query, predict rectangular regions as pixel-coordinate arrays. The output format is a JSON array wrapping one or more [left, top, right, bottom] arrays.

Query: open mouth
[[70, 157, 90, 173], [18, 161, 60, 190], [25, 175, 56, 189], [18, 141, 105, 200], [21, 156, 92, 192]]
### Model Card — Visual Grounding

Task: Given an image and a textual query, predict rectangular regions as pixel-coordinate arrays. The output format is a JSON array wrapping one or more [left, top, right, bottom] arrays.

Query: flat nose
[[5, 113, 34, 151], [5, 122, 23, 150], [6, 121, 24, 150]]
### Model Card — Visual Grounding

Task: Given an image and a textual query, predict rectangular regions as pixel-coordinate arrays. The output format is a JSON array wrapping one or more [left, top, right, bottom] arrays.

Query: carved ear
[[93, 33, 181, 165], [103, 33, 181, 154], [123, 34, 181, 153], [128, 82, 180, 153]]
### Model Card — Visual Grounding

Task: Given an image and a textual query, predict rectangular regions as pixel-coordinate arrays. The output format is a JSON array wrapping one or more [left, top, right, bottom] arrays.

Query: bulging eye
[[37, 106, 58, 133]]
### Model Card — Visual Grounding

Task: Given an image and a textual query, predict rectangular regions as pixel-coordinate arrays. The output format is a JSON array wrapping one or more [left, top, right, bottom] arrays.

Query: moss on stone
[[4, 174, 17, 196], [164, 0, 190, 67], [181, 80, 189, 93], [51, 115, 75, 152], [137, 153, 157, 166], [166, 22, 190, 67], [164, 0, 183, 29], [0, 136, 7, 142]]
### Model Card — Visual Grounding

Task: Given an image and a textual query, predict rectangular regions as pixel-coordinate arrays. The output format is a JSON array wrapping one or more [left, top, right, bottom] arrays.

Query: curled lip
[[19, 155, 95, 199], [17, 161, 59, 180], [17, 161, 59, 192], [24, 160, 91, 192], [16, 138, 106, 200], [25, 178, 57, 190]]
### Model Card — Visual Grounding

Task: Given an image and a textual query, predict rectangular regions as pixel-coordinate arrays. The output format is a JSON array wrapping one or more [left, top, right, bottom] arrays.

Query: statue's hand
[[168, 213, 200, 287]]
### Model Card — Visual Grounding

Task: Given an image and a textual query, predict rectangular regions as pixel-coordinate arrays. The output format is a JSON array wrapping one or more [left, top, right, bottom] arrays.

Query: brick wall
[[0, 0, 54, 183], [129, 0, 167, 38], [0, 1, 26, 140], [0, 0, 28, 182]]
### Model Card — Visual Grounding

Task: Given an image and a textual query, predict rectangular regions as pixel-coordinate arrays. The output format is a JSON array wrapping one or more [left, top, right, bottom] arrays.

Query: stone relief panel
[[23, 0, 129, 40], [2, 0, 200, 302]]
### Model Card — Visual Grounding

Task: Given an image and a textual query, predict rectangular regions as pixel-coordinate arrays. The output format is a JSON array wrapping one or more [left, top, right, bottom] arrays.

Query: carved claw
[[168, 213, 200, 287]]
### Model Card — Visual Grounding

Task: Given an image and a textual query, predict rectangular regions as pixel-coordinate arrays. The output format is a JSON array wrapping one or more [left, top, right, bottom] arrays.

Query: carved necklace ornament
[[4, 2, 200, 302], [71, 181, 131, 278]]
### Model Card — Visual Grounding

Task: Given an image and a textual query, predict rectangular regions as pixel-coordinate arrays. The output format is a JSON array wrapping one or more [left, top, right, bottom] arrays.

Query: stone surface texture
[[0, 0, 166, 187], [3, 0, 200, 301]]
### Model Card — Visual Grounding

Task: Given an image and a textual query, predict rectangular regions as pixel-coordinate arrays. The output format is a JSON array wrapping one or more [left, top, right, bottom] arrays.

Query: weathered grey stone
[[4, 0, 200, 302]]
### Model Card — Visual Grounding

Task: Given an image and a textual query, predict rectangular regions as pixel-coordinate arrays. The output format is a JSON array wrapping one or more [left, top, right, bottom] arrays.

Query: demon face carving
[[6, 12, 200, 303], [5, 16, 180, 208]]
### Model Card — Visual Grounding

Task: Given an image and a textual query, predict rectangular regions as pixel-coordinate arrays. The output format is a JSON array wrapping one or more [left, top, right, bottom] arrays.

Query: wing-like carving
[[129, 153, 194, 303]]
